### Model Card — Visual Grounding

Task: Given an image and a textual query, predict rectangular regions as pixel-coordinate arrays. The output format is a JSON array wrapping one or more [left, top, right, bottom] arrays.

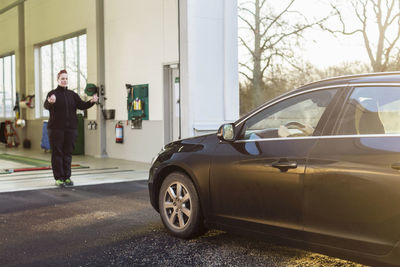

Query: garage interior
[[0, 0, 239, 191]]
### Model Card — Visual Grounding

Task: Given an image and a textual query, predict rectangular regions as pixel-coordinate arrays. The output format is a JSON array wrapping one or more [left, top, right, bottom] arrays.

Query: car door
[[304, 86, 400, 255], [209, 88, 340, 237]]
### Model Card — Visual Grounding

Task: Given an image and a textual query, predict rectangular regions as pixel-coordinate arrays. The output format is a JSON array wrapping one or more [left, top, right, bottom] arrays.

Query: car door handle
[[391, 163, 400, 170], [271, 159, 297, 172]]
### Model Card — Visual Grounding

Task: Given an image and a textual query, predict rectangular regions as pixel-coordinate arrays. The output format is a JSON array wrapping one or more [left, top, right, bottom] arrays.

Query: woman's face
[[58, 73, 68, 87]]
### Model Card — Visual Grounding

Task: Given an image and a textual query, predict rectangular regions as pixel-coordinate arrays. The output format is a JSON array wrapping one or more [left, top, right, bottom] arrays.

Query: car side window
[[336, 87, 400, 135], [241, 89, 338, 140]]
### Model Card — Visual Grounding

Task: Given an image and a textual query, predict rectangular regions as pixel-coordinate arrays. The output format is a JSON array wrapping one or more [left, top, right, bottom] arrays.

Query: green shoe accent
[[64, 179, 74, 186], [55, 179, 64, 187]]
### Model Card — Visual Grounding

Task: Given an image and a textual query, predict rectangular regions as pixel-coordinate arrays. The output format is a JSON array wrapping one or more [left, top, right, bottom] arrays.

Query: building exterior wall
[[179, 0, 239, 138], [0, 0, 238, 163]]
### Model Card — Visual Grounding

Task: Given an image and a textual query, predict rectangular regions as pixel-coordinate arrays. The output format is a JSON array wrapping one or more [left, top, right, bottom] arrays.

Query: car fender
[[149, 152, 213, 219]]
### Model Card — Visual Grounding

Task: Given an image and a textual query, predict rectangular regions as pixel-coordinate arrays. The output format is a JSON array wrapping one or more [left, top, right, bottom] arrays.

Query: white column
[[179, 0, 239, 138], [223, 0, 239, 122]]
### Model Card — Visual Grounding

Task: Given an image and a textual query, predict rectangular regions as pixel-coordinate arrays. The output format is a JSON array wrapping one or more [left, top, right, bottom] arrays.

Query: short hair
[[57, 69, 68, 80]]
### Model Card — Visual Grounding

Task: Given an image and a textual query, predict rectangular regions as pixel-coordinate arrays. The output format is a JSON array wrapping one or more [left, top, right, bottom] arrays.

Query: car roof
[[295, 71, 400, 92], [235, 72, 400, 125]]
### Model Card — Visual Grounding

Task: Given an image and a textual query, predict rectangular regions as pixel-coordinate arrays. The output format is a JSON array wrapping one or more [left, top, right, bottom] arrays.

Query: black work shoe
[[55, 179, 65, 187], [64, 179, 74, 186]]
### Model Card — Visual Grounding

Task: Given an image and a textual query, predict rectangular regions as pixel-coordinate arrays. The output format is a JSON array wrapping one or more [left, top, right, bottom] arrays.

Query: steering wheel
[[279, 121, 314, 137]]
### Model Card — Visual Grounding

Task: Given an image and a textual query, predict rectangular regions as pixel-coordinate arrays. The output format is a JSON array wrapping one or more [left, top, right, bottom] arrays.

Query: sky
[[238, 0, 375, 69], [300, 23, 368, 68], [293, 0, 369, 68]]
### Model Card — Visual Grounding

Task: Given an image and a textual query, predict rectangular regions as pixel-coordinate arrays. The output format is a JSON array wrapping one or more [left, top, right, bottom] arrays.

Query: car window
[[241, 89, 338, 140], [336, 87, 400, 135]]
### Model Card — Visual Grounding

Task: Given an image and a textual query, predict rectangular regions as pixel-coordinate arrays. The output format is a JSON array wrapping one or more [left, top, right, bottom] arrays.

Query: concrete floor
[[0, 146, 150, 193]]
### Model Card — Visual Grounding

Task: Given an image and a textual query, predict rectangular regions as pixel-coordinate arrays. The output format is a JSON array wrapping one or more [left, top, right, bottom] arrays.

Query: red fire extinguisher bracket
[[115, 121, 123, 143]]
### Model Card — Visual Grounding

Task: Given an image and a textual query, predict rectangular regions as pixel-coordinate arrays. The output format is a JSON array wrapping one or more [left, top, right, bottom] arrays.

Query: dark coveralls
[[44, 86, 95, 181]]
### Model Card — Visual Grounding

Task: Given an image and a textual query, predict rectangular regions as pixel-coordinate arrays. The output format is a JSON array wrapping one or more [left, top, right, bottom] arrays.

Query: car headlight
[[151, 145, 166, 165]]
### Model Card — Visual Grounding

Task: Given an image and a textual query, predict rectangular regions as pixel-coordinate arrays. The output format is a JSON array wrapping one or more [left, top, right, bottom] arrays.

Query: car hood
[[166, 133, 212, 147], [151, 133, 215, 167]]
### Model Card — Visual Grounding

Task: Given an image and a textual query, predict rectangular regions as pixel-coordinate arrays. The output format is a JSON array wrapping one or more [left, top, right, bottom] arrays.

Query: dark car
[[148, 72, 400, 265]]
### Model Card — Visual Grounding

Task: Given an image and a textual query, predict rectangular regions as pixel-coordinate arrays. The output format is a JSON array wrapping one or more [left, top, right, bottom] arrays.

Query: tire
[[158, 172, 204, 239]]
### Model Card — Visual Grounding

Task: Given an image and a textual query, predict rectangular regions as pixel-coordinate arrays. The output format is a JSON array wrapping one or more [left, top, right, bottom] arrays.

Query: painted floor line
[[0, 169, 147, 182], [0, 167, 121, 176], [0, 176, 149, 193]]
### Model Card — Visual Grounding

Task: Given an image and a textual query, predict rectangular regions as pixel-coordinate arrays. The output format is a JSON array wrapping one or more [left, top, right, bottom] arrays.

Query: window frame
[[0, 52, 16, 119], [35, 30, 87, 118], [235, 87, 343, 142], [333, 85, 400, 136]]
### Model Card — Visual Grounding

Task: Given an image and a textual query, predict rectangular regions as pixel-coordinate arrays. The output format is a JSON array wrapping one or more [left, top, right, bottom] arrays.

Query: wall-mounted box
[[127, 84, 149, 121]]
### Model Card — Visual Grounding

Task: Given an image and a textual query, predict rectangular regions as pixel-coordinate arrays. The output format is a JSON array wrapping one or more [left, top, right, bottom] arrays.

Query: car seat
[[356, 98, 385, 134]]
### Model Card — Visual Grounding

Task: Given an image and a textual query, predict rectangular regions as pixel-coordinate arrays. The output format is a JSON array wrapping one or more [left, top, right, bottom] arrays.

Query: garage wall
[[0, 7, 18, 54], [0, 0, 178, 162], [0, 0, 19, 10], [104, 0, 178, 121], [102, 0, 178, 162], [104, 120, 164, 163], [0, 7, 18, 91]]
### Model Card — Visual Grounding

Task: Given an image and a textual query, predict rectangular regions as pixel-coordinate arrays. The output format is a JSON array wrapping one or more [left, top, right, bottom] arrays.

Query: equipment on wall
[[86, 83, 115, 121], [14, 93, 20, 119], [102, 109, 115, 120], [15, 119, 26, 128], [125, 83, 149, 129], [84, 83, 99, 96], [115, 121, 123, 143], [87, 121, 97, 130], [4, 120, 20, 147], [19, 94, 35, 109], [25, 95, 35, 108]]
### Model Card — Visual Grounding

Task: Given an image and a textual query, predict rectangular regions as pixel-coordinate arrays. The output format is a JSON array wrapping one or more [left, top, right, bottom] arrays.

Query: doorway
[[164, 64, 180, 144]]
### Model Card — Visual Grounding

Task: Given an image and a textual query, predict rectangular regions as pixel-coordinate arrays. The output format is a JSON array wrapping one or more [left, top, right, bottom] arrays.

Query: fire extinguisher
[[115, 121, 123, 143]]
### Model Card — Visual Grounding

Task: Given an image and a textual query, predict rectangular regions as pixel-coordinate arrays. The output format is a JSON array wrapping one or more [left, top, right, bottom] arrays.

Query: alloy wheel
[[163, 182, 192, 230]]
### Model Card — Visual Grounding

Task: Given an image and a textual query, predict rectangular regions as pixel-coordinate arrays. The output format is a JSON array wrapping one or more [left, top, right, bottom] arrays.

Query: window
[[0, 54, 16, 118], [241, 89, 338, 140], [36, 33, 87, 117], [336, 87, 400, 135]]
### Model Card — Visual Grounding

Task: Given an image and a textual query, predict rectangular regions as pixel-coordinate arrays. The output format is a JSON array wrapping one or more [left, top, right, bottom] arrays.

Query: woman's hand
[[47, 94, 56, 103], [91, 94, 99, 103]]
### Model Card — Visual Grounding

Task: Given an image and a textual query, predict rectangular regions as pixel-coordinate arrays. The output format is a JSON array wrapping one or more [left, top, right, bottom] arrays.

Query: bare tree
[[239, 0, 329, 107], [329, 0, 400, 72]]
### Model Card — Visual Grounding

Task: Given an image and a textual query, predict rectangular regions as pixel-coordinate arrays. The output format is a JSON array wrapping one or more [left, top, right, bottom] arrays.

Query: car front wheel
[[159, 172, 204, 238]]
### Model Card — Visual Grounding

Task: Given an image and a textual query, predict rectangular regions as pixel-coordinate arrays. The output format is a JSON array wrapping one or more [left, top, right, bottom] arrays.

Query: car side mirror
[[217, 123, 235, 142]]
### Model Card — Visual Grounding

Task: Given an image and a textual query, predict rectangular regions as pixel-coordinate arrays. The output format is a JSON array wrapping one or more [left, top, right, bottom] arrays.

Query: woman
[[44, 69, 98, 187]]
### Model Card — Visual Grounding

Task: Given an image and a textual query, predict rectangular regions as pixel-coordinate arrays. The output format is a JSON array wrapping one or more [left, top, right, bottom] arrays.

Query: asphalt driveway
[[0, 181, 367, 266]]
